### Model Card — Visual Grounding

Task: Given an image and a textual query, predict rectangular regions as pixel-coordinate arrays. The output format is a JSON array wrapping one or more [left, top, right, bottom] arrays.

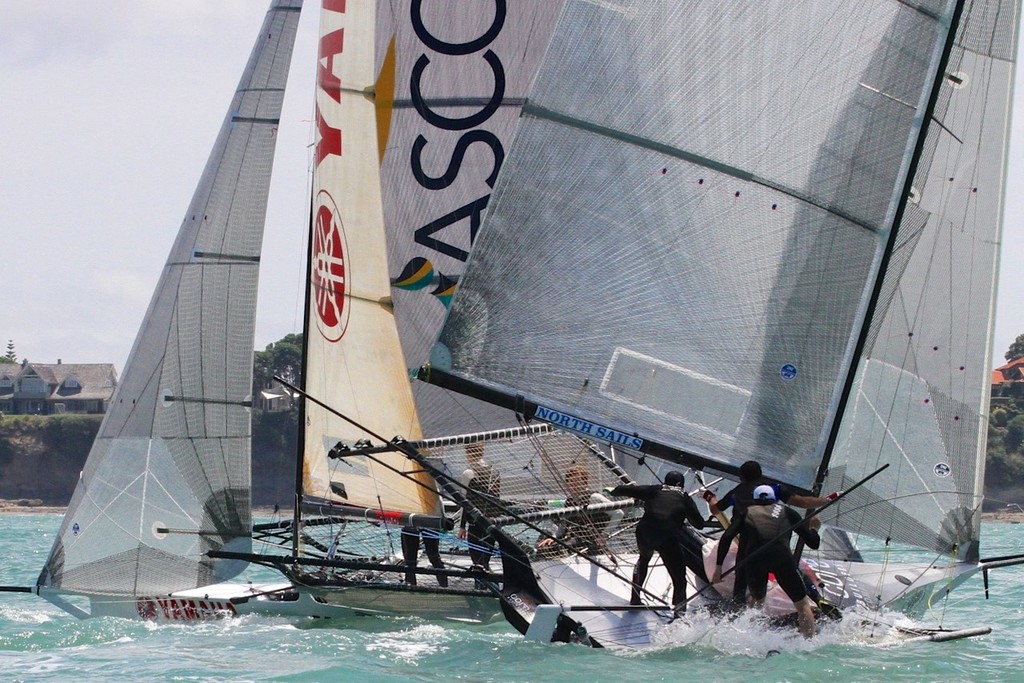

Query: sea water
[[1, 514, 1022, 682]]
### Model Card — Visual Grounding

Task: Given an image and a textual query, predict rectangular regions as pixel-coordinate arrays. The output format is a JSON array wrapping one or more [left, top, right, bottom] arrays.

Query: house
[[992, 357, 1024, 384], [991, 357, 1024, 400], [0, 360, 117, 416]]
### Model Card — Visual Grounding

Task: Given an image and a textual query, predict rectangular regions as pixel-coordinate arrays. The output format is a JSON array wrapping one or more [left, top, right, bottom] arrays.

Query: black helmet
[[664, 471, 685, 487]]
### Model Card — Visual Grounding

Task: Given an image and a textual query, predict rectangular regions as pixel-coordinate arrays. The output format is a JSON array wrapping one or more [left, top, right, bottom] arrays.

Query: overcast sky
[[3, 3, 1023, 374]]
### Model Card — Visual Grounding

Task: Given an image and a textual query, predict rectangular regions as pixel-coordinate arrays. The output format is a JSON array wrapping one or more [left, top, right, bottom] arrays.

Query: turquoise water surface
[[1, 514, 1022, 682]]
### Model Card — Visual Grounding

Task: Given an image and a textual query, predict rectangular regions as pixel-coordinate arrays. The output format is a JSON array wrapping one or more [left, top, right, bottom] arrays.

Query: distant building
[[991, 357, 1024, 400], [0, 360, 117, 416]]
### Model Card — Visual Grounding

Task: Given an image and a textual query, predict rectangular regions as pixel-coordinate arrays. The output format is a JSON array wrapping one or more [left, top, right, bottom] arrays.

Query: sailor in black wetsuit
[[712, 484, 821, 638], [704, 460, 834, 605], [609, 471, 707, 607]]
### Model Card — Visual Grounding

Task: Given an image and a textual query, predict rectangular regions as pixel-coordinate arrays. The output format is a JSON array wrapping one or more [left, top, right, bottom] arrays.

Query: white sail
[[377, 1, 564, 437], [302, 0, 439, 515], [37, 1, 302, 597], [418, 0, 1021, 648]]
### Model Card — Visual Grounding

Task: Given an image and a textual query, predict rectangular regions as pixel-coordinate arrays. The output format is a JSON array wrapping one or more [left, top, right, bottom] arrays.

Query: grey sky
[[3, 3, 1023, 374]]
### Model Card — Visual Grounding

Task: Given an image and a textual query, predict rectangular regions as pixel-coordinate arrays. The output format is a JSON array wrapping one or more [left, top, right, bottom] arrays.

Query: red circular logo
[[136, 598, 158, 620], [312, 190, 349, 341]]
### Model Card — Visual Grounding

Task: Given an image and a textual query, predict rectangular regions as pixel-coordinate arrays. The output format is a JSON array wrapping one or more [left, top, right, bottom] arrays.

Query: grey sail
[[433, 0, 965, 489], [38, 0, 302, 596], [821, 0, 1019, 561]]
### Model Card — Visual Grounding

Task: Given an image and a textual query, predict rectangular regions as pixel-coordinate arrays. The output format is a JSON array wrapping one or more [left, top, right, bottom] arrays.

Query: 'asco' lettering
[[408, 0, 508, 263]]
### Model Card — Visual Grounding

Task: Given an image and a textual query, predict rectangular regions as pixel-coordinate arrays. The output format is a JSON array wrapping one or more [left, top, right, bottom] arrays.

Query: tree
[[1, 340, 15, 364], [253, 333, 303, 395], [1005, 414, 1024, 453], [1006, 333, 1024, 362]]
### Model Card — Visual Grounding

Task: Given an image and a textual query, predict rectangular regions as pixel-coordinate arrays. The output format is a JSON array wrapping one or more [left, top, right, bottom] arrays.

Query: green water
[[1, 514, 1022, 682]]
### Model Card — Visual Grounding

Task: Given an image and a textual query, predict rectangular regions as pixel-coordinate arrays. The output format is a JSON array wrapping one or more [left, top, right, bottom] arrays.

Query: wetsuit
[[610, 483, 706, 606], [716, 502, 820, 604], [716, 480, 795, 604], [401, 526, 448, 587]]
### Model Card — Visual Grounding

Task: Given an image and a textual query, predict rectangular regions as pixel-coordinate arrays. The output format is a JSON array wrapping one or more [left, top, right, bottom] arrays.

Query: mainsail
[[378, 0, 563, 437], [430, 0, 1007, 493], [419, 0, 1021, 645], [38, 1, 302, 596]]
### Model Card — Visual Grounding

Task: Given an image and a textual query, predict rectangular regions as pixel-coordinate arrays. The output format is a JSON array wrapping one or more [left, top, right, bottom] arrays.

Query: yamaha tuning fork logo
[[312, 190, 349, 342]]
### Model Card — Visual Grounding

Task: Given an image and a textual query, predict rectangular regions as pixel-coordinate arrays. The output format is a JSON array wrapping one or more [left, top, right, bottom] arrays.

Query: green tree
[[1006, 333, 1024, 362], [1, 340, 15, 364], [253, 333, 302, 394], [1005, 414, 1024, 453], [251, 332, 302, 507], [992, 406, 1009, 428]]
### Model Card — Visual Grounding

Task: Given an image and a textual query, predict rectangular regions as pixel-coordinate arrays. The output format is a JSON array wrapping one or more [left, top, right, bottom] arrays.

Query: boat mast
[[293, 192, 316, 558], [809, 0, 968, 495]]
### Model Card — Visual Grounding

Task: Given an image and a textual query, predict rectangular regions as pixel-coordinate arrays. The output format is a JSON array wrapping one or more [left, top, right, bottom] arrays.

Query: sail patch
[[600, 348, 750, 438]]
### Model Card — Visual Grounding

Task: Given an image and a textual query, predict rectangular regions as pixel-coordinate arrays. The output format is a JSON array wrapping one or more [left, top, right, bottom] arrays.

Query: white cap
[[752, 484, 776, 502]]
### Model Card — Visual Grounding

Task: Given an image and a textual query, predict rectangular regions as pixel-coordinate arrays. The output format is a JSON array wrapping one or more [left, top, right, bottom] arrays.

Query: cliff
[[0, 414, 295, 508]]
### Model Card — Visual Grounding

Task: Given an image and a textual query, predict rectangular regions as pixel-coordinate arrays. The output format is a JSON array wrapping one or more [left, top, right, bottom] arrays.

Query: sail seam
[[191, 252, 261, 263], [391, 97, 527, 109], [164, 396, 253, 408], [522, 102, 883, 235], [230, 116, 281, 125]]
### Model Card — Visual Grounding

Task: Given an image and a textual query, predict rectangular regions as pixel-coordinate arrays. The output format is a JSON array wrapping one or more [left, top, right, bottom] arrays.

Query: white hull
[[517, 543, 983, 649]]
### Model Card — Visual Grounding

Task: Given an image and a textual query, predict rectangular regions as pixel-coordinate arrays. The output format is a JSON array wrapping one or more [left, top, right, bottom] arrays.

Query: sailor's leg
[[400, 527, 420, 585], [793, 596, 817, 639], [631, 545, 653, 605], [659, 541, 691, 606], [423, 530, 448, 587]]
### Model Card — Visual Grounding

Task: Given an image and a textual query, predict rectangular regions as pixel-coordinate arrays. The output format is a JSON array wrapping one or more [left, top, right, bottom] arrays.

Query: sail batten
[[523, 101, 888, 235]]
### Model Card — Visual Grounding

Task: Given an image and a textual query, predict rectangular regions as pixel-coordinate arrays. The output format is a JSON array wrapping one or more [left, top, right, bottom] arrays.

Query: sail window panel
[[440, 115, 884, 487], [823, 362, 980, 557], [601, 348, 751, 441], [526, 0, 947, 230], [51, 437, 211, 593]]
